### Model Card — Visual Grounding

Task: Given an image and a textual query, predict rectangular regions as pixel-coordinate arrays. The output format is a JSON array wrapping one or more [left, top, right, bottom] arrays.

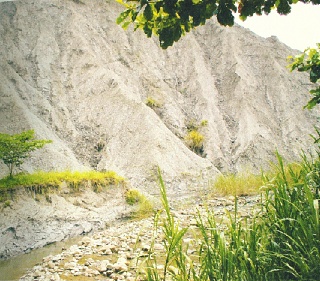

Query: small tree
[[0, 130, 52, 178]]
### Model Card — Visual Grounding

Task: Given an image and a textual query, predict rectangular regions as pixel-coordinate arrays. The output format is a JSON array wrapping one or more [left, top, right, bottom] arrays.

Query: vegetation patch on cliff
[[0, 170, 125, 202]]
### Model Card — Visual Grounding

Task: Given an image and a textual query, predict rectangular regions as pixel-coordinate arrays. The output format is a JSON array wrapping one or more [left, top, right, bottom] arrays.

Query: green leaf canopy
[[0, 130, 52, 177]]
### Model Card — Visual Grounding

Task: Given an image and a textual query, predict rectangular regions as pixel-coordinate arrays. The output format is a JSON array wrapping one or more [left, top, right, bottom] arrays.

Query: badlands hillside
[[0, 0, 318, 189], [1, 0, 320, 261]]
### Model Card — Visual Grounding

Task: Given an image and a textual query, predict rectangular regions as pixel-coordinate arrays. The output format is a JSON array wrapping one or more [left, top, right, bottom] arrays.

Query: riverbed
[[0, 236, 83, 281], [9, 195, 259, 281]]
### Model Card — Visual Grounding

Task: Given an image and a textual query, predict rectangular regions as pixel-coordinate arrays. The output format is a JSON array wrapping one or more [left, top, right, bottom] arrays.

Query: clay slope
[[0, 0, 318, 188]]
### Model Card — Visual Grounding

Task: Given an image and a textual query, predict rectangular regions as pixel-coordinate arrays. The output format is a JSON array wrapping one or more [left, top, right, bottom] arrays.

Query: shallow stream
[[0, 236, 82, 281]]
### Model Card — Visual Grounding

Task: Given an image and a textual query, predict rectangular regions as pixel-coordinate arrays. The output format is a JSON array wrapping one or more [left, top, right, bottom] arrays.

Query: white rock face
[[0, 0, 318, 188], [0, 186, 129, 259]]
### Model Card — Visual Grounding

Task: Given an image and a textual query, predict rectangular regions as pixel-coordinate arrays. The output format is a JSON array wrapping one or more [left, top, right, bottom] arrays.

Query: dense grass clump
[[0, 170, 125, 201], [212, 170, 263, 196], [212, 162, 304, 196], [145, 96, 161, 108], [125, 189, 154, 219], [261, 153, 320, 280], [142, 155, 320, 281]]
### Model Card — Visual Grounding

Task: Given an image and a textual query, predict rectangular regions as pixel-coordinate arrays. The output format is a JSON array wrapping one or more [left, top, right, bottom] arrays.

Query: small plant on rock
[[185, 130, 204, 155], [200, 119, 208, 127], [4, 200, 11, 208], [145, 96, 160, 108], [125, 189, 144, 205], [184, 119, 208, 156], [125, 189, 154, 218]]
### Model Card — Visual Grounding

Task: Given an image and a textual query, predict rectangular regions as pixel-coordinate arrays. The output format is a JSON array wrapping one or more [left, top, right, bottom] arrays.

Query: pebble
[[20, 195, 260, 280]]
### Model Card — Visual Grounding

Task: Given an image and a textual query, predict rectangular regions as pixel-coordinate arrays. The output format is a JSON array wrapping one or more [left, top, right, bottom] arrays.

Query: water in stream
[[0, 236, 82, 281]]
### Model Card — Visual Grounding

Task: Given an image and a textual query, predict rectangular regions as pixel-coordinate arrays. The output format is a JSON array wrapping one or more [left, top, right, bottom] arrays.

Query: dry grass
[[212, 171, 263, 196]]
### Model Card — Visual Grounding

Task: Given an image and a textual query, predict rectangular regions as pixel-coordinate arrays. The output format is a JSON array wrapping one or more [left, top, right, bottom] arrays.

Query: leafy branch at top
[[116, 0, 320, 49]]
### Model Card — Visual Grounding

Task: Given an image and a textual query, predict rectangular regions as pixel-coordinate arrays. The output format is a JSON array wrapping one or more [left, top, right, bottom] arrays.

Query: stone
[[113, 262, 128, 273], [85, 268, 100, 276], [80, 236, 93, 246], [47, 261, 55, 269], [33, 270, 42, 278], [64, 261, 77, 270], [99, 245, 113, 255], [94, 260, 110, 273], [117, 256, 128, 265], [84, 257, 95, 266], [43, 255, 53, 263], [50, 273, 61, 281]]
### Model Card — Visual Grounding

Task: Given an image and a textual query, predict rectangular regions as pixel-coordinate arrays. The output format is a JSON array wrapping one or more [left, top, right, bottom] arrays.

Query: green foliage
[[144, 156, 320, 280], [117, 0, 320, 111], [145, 96, 161, 108], [3, 200, 11, 208], [213, 163, 304, 196], [200, 119, 208, 127], [125, 189, 144, 205], [94, 139, 105, 152], [288, 43, 320, 109], [136, 198, 154, 219], [0, 130, 52, 177], [261, 152, 320, 280], [186, 119, 207, 131], [143, 169, 189, 280], [116, 0, 319, 49], [186, 119, 199, 131]]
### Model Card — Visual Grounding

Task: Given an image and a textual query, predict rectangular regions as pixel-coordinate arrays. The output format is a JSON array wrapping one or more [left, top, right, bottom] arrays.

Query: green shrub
[[186, 119, 208, 131], [142, 171, 189, 281], [3, 200, 11, 208], [184, 119, 208, 156], [185, 130, 204, 154], [125, 189, 144, 205], [136, 198, 154, 219], [125, 189, 154, 219], [186, 119, 199, 131], [145, 96, 160, 108], [200, 119, 208, 127]]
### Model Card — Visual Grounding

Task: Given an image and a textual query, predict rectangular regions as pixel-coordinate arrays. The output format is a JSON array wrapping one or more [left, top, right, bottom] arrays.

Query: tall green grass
[[142, 154, 320, 281], [261, 153, 320, 280], [143, 172, 189, 281]]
